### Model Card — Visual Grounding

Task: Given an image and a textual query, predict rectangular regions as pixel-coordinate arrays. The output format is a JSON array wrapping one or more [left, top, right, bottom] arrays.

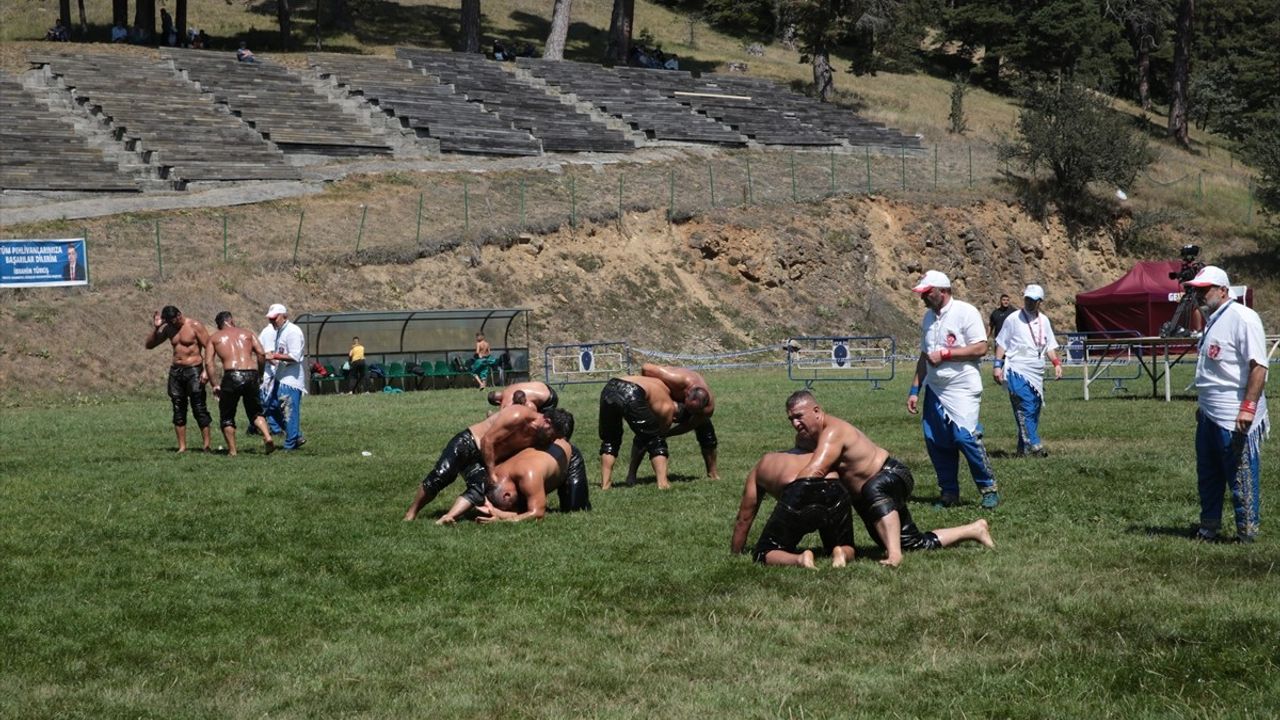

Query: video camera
[[1169, 244, 1204, 284]]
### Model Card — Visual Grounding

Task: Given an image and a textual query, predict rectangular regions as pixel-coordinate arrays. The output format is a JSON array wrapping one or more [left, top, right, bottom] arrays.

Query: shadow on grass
[[1127, 523, 1198, 539], [616, 472, 700, 488]]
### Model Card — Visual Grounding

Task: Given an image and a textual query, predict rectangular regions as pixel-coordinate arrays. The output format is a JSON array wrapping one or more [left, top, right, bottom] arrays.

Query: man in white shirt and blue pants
[[1186, 266, 1268, 542], [993, 284, 1062, 457], [907, 271, 1000, 509], [259, 303, 308, 450]]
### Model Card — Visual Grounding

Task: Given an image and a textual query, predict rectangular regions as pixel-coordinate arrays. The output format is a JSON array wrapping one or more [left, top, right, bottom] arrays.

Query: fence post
[[222, 214, 228, 262], [745, 156, 754, 205], [82, 226, 91, 284], [968, 145, 973, 189], [864, 146, 871, 194], [617, 175, 624, 223], [900, 145, 906, 190], [154, 219, 163, 278], [519, 179, 526, 230], [790, 152, 798, 202], [463, 178, 470, 235], [708, 163, 716, 208], [933, 145, 938, 191], [569, 174, 577, 228], [668, 168, 675, 220], [828, 149, 836, 196], [415, 192, 424, 246], [292, 210, 304, 265], [355, 204, 368, 253]]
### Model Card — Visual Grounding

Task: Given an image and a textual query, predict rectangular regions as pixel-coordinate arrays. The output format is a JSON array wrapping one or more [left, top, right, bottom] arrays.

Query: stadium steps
[[398, 49, 636, 154], [0, 71, 146, 192], [308, 53, 539, 157], [28, 51, 301, 187], [161, 49, 394, 159]]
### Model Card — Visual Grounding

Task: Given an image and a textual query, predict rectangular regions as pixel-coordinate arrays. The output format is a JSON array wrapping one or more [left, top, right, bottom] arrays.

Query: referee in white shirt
[[992, 284, 1062, 457], [1186, 266, 1268, 543]]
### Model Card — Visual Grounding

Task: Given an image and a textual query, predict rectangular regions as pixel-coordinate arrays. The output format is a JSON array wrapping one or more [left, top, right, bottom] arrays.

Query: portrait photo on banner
[[0, 238, 89, 288]]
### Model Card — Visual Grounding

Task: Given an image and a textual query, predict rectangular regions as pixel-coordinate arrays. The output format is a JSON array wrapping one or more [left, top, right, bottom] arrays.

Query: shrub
[[948, 74, 969, 134]]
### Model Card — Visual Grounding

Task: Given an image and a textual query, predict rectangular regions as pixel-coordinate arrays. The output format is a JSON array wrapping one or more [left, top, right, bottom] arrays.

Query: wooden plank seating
[[0, 72, 140, 192], [29, 52, 300, 185], [162, 49, 392, 158], [399, 49, 635, 154], [309, 54, 541, 157], [517, 58, 748, 146]]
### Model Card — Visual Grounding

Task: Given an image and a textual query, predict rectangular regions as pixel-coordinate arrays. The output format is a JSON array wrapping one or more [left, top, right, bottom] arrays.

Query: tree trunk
[[461, 0, 481, 53], [277, 0, 292, 50], [605, 0, 634, 65], [113, 0, 128, 27], [544, 0, 572, 60], [332, 0, 353, 31], [1168, 0, 1193, 148], [176, 0, 187, 46], [1136, 44, 1150, 111], [76, 0, 87, 35], [812, 46, 833, 103], [133, 0, 155, 40], [59, 0, 71, 29]]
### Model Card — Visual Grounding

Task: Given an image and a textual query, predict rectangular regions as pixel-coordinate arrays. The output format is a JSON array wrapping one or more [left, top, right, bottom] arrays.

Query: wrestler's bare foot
[[799, 550, 816, 569], [227, 450, 237, 457], [264, 438, 276, 455], [435, 515, 456, 526], [879, 553, 902, 568], [976, 518, 995, 548], [831, 546, 855, 568], [656, 480, 672, 490]]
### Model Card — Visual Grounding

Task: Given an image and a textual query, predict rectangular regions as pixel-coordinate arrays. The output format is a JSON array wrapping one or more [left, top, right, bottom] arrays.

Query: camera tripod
[[1160, 288, 1200, 338]]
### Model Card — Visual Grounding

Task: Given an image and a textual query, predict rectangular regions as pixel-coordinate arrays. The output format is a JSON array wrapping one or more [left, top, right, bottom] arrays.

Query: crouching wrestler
[[487, 381, 559, 412], [731, 447, 855, 569], [598, 375, 681, 489], [403, 405, 574, 521], [438, 437, 591, 524], [787, 390, 994, 567]]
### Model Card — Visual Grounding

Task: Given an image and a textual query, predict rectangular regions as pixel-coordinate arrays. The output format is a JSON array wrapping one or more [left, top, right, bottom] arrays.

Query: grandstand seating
[[0, 72, 140, 192], [517, 58, 747, 146], [162, 49, 392, 158], [309, 54, 541, 156], [398, 49, 636, 154], [29, 52, 301, 185]]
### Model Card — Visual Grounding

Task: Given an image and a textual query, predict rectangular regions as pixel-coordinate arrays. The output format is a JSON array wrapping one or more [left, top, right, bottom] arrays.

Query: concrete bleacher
[[29, 52, 301, 185], [0, 72, 139, 192], [517, 58, 747, 146], [309, 54, 541, 157], [699, 73, 922, 148], [398, 49, 636, 154], [162, 49, 392, 158]]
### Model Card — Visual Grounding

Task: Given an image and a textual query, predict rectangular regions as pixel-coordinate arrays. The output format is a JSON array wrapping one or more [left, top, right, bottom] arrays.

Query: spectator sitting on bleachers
[[236, 41, 257, 63], [129, 24, 150, 45], [492, 40, 508, 61], [111, 21, 128, 43], [192, 29, 209, 49], [518, 43, 536, 58], [46, 18, 71, 42], [663, 54, 679, 71]]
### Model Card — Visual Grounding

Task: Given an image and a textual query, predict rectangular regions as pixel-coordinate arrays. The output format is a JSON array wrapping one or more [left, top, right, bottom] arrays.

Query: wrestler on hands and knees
[[403, 404, 574, 521], [788, 390, 993, 567], [731, 441, 855, 569], [145, 305, 213, 453], [437, 434, 591, 524]]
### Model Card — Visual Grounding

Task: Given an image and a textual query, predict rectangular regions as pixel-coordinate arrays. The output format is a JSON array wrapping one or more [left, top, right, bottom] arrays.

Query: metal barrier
[[544, 340, 631, 386], [786, 335, 896, 389], [1065, 330, 1145, 398], [629, 344, 790, 372]]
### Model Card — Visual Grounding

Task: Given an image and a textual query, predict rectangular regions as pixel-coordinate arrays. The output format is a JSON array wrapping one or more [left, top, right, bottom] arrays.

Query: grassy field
[[2, 367, 1277, 718]]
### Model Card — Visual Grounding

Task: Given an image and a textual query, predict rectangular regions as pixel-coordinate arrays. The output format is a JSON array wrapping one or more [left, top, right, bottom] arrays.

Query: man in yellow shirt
[[347, 337, 368, 394]]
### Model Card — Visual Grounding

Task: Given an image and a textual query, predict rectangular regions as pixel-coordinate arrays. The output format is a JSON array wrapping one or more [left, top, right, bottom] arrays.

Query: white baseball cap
[[911, 270, 951, 293], [1184, 265, 1230, 288], [265, 303, 288, 319], [1023, 284, 1045, 301]]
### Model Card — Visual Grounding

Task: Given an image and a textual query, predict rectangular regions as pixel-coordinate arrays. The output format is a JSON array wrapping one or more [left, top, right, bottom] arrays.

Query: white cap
[[1023, 284, 1045, 301], [1185, 265, 1230, 288], [911, 270, 951, 293], [265, 303, 288, 319]]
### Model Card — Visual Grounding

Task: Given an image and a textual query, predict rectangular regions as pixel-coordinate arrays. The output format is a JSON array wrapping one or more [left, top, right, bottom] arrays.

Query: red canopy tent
[[1075, 261, 1187, 337]]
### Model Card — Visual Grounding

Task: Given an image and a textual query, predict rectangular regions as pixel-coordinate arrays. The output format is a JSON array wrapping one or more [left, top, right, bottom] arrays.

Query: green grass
[[2, 368, 1278, 718]]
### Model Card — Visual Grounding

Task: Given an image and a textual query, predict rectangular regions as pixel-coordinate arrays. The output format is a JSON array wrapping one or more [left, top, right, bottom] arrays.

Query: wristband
[[909, 386, 920, 397], [1241, 400, 1258, 414], [993, 360, 1004, 369], [1051, 357, 1062, 368], [941, 348, 953, 361]]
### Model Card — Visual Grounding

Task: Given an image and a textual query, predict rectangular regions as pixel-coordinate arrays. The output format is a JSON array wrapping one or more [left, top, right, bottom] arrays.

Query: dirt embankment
[[0, 195, 1126, 405]]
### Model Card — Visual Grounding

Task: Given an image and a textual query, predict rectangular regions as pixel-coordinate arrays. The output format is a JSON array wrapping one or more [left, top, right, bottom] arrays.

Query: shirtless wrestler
[[437, 437, 591, 524], [403, 405, 574, 520], [144, 305, 213, 453], [487, 380, 559, 412], [598, 374, 680, 490], [731, 447, 855, 569], [788, 390, 994, 567], [620, 363, 719, 484], [205, 311, 274, 456]]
